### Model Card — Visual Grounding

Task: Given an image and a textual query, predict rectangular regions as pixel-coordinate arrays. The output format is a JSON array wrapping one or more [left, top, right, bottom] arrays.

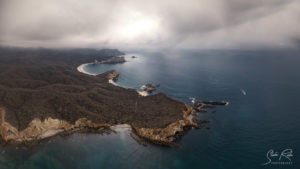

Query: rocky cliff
[[132, 106, 198, 147], [0, 47, 191, 146], [0, 106, 111, 143], [0, 104, 198, 147], [0, 47, 221, 147]]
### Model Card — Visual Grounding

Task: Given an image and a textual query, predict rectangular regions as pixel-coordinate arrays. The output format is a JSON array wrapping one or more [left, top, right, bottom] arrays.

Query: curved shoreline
[[108, 79, 128, 89], [0, 48, 203, 148], [0, 65, 199, 147], [0, 62, 224, 147], [77, 63, 149, 96], [77, 63, 97, 76]]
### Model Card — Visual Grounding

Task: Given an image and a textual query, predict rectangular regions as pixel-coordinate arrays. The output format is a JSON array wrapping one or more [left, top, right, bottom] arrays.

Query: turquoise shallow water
[[1, 50, 299, 169]]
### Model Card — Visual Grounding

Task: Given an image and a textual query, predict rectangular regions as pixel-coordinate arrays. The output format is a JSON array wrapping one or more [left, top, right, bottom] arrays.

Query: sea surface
[[1, 49, 299, 169]]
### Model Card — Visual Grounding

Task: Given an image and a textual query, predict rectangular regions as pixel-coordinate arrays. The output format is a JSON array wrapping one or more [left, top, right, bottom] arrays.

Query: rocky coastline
[[0, 47, 226, 147], [0, 95, 225, 147], [0, 103, 198, 147]]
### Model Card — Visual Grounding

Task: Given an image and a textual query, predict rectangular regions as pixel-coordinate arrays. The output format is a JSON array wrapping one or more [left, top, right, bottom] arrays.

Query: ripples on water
[[1, 50, 300, 169]]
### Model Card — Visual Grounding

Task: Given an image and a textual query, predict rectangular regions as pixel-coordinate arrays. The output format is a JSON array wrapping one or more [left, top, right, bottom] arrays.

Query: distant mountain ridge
[[0, 47, 125, 69]]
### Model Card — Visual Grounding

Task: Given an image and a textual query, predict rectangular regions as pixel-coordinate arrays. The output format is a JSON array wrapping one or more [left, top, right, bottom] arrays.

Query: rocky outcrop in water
[[195, 101, 228, 106], [192, 100, 228, 113], [144, 86, 156, 93], [141, 83, 160, 93]]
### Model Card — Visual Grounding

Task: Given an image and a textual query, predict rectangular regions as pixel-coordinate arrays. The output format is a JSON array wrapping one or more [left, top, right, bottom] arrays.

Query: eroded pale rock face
[[132, 105, 198, 146], [0, 105, 196, 147], [106, 70, 119, 81], [0, 106, 111, 143]]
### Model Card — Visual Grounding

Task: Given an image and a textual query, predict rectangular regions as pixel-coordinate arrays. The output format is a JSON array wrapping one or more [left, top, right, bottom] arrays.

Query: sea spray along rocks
[[141, 83, 160, 93], [138, 83, 160, 96]]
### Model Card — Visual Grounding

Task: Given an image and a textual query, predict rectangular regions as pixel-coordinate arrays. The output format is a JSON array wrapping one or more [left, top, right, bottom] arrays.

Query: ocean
[[1, 49, 299, 169]]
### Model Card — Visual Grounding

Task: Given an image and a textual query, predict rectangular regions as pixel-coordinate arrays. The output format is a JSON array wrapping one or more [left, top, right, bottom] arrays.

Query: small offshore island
[[0, 47, 224, 147]]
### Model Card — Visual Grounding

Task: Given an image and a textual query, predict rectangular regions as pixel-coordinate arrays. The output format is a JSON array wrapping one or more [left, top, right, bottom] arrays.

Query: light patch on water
[[189, 97, 196, 104], [241, 88, 247, 96]]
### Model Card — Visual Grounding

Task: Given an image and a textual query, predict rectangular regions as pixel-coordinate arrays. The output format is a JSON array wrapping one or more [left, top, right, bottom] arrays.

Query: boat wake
[[241, 88, 247, 95]]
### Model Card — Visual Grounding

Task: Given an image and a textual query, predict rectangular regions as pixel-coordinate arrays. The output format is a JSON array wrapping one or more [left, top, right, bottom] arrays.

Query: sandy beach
[[108, 79, 129, 89], [77, 63, 97, 76], [137, 91, 149, 96], [109, 80, 148, 96], [78, 63, 149, 97], [110, 124, 132, 132]]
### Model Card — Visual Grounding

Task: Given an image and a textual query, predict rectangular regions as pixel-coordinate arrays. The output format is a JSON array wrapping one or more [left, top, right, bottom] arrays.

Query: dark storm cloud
[[0, 0, 299, 49], [223, 0, 292, 23]]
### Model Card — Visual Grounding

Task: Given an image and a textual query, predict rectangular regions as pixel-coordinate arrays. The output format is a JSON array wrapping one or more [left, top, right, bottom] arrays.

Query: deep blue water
[[1, 50, 299, 169]]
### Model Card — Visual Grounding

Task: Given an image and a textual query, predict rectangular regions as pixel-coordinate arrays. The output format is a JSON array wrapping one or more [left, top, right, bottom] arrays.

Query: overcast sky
[[0, 0, 300, 49]]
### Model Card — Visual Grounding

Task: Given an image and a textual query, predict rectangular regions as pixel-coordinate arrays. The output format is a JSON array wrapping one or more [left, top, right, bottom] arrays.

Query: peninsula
[[0, 47, 216, 147]]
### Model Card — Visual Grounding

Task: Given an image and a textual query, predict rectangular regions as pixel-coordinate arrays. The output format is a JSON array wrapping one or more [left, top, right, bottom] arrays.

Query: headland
[[0, 47, 223, 147]]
